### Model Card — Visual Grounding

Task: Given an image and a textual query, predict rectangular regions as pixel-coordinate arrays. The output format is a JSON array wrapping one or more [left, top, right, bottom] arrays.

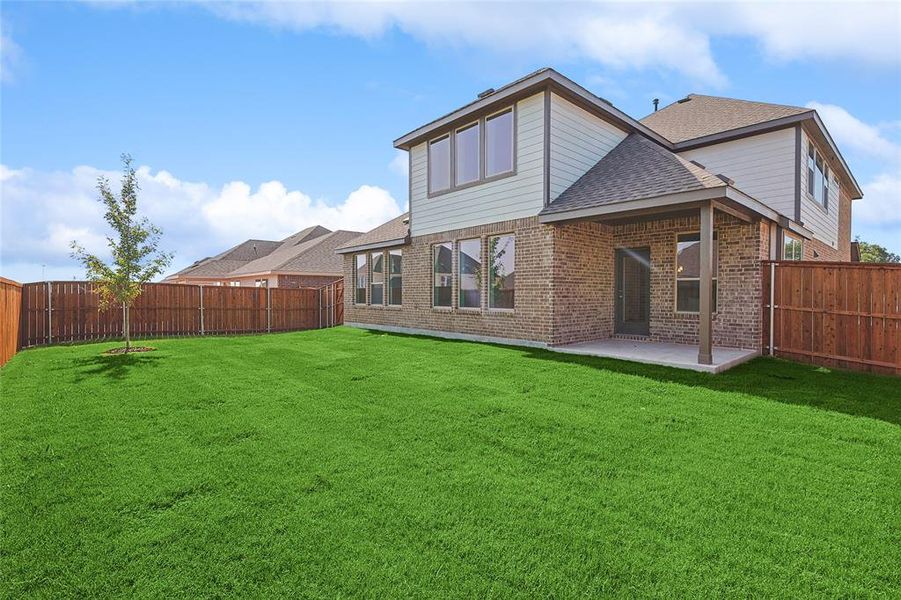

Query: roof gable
[[540, 134, 726, 217]]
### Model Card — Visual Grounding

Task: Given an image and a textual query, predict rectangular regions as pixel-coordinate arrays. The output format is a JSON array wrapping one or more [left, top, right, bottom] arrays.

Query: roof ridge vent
[[715, 173, 735, 186], [677, 96, 692, 104], [689, 160, 706, 169], [477, 88, 495, 99]]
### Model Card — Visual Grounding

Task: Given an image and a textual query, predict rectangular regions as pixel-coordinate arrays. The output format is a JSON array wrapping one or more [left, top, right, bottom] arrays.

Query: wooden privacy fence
[[763, 261, 901, 375], [1, 278, 23, 366], [16, 279, 344, 349]]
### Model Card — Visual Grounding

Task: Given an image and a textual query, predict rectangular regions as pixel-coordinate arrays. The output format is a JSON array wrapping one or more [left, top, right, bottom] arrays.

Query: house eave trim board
[[335, 237, 409, 255], [393, 69, 668, 150]]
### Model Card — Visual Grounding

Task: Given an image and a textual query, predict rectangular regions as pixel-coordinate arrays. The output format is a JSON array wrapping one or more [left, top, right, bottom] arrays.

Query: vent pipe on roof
[[653, 98, 659, 112]]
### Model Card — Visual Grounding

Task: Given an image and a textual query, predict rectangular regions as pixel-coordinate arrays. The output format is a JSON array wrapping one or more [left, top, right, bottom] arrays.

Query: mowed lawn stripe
[[1, 327, 898, 598]]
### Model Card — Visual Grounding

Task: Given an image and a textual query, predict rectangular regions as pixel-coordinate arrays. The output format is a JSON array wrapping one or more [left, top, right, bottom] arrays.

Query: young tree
[[71, 154, 173, 352], [855, 237, 900, 263]]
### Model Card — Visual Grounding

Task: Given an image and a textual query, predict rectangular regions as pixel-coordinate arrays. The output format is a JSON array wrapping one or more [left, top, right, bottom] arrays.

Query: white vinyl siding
[[678, 128, 796, 218], [549, 93, 628, 201], [799, 130, 839, 248], [410, 93, 545, 236]]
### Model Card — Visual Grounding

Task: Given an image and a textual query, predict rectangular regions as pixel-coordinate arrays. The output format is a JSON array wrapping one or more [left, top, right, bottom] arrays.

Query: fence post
[[769, 262, 776, 356], [47, 281, 52, 345], [266, 285, 271, 333], [318, 287, 322, 329], [199, 285, 205, 335]]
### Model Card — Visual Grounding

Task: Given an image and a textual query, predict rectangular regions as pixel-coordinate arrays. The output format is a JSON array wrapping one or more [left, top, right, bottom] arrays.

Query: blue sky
[[2, 1, 899, 281]]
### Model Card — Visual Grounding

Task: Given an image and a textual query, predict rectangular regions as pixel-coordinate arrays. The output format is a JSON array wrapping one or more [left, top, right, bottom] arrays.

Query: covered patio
[[552, 337, 758, 373], [539, 134, 813, 370]]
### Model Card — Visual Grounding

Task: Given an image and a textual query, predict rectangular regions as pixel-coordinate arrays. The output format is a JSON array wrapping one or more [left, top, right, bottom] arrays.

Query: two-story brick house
[[337, 69, 862, 371]]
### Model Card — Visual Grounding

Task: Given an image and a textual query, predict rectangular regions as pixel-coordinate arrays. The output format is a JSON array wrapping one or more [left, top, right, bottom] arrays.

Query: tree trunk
[[124, 304, 131, 352]]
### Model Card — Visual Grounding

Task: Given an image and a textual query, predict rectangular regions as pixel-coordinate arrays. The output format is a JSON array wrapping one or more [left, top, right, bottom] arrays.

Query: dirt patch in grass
[[101, 346, 156, 355]]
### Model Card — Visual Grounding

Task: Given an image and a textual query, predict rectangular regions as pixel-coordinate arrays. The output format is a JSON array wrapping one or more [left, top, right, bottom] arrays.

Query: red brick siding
[[611, 214, 766, 350], [277, 274, 341, 288], [346, 213, 767, 351], [551, 221, 614, 345], [344, 217, 555, 344]]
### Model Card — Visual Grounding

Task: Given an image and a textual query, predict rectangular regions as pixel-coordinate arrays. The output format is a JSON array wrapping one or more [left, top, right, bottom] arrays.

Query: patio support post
[[698, 201, 714, 365]]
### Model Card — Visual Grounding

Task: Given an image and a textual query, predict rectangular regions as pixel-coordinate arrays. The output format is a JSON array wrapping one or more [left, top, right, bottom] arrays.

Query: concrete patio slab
[[552, 338, 758, 373]]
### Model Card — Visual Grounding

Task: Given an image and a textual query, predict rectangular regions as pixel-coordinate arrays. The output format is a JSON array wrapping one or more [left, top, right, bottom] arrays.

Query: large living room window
[[488, 234, 515, 310], [485, 109, 514, 177], [354, 254, 368, 305], [370, 251, 384, 305], [427, 105, 515, 196], [455, 122, 480, 186], [675, 232, 718, 313], [388, 249, 402, 306], [458, 238, 482, 309], [433, 242, 453, 307], [783, 233, 803, 261], [429, 135, 451, 193], [807, 143, 829, 209]]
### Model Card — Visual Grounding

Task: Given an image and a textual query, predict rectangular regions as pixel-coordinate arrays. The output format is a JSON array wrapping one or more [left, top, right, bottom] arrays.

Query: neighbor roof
[[169, 239, 282, 278], [232, 230, 362, 275], [167, 225, 334, 280], [336, 213, 410, 254], [641, 94, 811, 145], [540, 134, 727, 217]]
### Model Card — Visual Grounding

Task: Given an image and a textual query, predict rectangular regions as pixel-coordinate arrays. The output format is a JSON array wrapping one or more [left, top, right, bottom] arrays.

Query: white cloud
[[201, 1, 728, 86], [189, 1, 900, 87], [0, 31, 23, 84], [388, 150, 407, 177], [0, 163, 402, 282], [807, 102, 901, 164], [728, 3, 901, 66], [854, 173, 901, 226]]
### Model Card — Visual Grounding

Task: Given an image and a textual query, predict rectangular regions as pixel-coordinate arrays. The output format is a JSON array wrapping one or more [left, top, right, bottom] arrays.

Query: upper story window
[[807, 143, 829, 209], [428, 105, 515, 196], [455, 122, 480, 186], [485, 109, 514, 177], [429, 135, 451, 193]]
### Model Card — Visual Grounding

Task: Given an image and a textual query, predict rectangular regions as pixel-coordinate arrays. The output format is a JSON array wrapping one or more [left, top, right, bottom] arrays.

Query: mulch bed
[[102, 346, 156, 356]]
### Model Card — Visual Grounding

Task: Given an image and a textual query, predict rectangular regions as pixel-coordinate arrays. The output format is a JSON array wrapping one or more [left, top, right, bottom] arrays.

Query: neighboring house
[[167, 225, 360, 288], [336, 68, 862, 367]]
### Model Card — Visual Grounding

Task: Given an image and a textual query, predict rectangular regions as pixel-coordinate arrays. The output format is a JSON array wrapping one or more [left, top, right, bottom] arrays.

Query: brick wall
[[344, 217, 555, 344], [277, 274, 341, 288], [346, 212, 767, 351], [551, 221, 614, 345], [611, 213, 766, 350]]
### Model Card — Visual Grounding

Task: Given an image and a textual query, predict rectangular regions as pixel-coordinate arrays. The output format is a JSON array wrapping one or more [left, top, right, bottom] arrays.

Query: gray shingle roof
[[641, 94, 810, 144], [540, 134, 726, 217], [169, 239, 282, 278], [166, 225, 335, 280], [336, 213, 409, 253], [232, 230, 362, 275]]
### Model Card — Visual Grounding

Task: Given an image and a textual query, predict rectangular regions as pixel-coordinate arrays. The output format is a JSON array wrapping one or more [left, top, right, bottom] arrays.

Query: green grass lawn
[[2, 327, 899, 598]]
